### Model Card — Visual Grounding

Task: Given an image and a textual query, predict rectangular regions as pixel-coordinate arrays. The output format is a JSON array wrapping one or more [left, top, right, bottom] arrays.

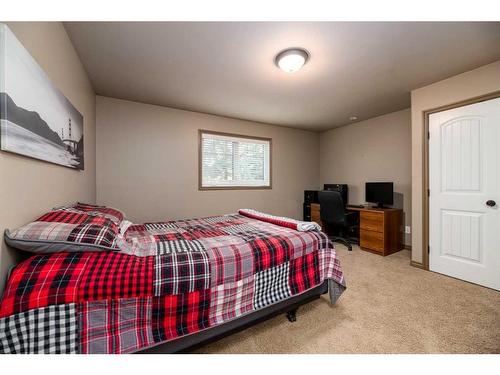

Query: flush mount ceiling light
[[349, 116, 358, 121], [275, 48, 310, 73]]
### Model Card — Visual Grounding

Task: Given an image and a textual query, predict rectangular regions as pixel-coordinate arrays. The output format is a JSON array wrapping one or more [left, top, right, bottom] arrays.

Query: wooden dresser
[[310, 204, 403, 256], [310, 203, 322, 229]]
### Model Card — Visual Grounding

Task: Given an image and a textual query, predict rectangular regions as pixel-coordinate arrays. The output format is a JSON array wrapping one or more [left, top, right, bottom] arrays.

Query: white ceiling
[[64, 22, 500, 131]]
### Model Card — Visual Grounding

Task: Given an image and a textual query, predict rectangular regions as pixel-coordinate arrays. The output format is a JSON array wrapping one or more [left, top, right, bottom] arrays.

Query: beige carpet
[[195, 245, 500, 354]]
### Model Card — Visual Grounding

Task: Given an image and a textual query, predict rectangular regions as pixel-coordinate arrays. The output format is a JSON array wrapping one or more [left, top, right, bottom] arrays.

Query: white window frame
[[199, 130, 272, 190]]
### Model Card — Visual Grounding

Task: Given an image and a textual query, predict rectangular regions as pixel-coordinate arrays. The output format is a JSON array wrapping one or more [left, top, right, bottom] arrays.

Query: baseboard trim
[[403, 244, 412, 250], [410, 260, 424, 269]]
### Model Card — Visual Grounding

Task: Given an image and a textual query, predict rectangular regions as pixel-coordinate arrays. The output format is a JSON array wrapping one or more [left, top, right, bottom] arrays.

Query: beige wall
[[0, 22, 96, 293], [319, 109, 412, 245], [96, 96, 319, 222], [411, 61, 500, 264]]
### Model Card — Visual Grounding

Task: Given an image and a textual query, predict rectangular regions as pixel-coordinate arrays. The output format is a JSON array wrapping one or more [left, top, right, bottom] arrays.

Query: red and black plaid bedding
[[0, 213, 345, 354]]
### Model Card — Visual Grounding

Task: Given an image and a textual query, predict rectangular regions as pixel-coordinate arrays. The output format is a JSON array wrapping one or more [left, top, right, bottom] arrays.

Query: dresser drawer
[[360, 229, 384, 252], [310, 203, 322, 229], [360, 211, 384, 232]]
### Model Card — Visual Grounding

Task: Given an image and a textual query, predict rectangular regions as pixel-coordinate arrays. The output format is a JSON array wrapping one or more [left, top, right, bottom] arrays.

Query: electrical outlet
[[405, 226, 411, 234]]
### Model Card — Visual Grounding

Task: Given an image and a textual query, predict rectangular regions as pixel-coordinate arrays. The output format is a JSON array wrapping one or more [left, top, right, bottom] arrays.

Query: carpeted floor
[[195, 245, 500, 354]]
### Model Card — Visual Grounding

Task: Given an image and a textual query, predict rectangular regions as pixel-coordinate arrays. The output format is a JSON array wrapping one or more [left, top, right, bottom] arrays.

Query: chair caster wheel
[[286, 309, 297, 322]]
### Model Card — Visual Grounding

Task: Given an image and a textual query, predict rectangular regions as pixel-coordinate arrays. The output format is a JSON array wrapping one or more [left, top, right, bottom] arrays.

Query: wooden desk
[[310, 203, 403, 256]]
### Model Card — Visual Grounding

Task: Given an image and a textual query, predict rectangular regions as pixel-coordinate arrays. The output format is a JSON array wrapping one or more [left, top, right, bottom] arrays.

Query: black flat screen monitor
[[365, 182, 393, 208]]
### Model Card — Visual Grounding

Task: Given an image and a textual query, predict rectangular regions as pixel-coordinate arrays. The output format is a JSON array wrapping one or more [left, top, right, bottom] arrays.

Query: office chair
[[318, 190, 358, 251]]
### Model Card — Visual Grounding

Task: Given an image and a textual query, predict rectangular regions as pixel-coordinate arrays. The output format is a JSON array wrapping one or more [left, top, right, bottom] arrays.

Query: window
[[199, 130, 272, 189]]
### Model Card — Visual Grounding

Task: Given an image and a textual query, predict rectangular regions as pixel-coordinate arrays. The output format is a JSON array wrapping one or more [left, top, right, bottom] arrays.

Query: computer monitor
[[365, 182, 393, 208]]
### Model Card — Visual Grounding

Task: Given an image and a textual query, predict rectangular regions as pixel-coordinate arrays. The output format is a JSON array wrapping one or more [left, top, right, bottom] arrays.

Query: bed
[[0, 204, 345, 354]]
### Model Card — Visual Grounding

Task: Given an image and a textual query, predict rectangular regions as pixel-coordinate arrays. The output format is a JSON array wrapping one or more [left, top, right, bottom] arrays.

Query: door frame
[[421, 90, 500, 271]]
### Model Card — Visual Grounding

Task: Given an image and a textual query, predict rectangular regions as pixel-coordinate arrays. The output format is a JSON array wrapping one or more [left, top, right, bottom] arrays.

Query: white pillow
[[119, 220, 134, 235]]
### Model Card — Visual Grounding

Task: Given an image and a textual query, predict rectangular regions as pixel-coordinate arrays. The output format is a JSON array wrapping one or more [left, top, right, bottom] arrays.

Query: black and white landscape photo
[[0, 24, 84, 169]]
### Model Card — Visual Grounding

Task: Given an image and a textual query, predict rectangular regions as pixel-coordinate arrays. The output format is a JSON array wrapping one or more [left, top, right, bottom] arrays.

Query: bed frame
[[139, 280, 329, 353]]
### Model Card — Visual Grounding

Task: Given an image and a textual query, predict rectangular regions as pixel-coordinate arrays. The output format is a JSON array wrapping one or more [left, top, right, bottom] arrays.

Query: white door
[[429, 97, 500, 291]]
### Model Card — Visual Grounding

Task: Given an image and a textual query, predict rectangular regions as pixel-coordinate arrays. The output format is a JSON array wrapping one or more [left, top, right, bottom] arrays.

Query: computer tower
[[303, 190, 319, 221], [303, 202, 312, 222], [304, 190, 318, 204], [323, 184, 349, 206]]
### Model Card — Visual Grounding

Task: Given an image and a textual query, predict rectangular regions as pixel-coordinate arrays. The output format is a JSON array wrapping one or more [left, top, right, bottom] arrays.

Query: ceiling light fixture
[[349, 116, 358, 121], [275, 48, 309, 73]]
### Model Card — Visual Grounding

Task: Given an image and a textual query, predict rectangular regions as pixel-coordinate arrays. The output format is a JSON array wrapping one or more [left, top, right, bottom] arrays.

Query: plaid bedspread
[[0, 213, 345, 354]]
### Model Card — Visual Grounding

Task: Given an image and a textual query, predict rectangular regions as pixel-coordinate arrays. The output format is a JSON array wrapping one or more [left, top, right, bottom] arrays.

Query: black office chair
[[318, 190, 358, 251]]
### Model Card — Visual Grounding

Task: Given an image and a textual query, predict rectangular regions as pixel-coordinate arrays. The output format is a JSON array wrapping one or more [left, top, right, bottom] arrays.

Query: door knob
[[486, 200, 496, 207]]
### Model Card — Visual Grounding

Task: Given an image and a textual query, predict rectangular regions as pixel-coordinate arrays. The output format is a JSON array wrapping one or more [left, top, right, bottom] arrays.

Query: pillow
[[73, 202, 125, 225], [119, 219, 134, 235], [4, 208, 123, 254]]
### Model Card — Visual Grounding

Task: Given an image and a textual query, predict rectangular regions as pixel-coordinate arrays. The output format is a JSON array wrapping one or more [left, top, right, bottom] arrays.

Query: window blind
[[200, 131, 271, 188]]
